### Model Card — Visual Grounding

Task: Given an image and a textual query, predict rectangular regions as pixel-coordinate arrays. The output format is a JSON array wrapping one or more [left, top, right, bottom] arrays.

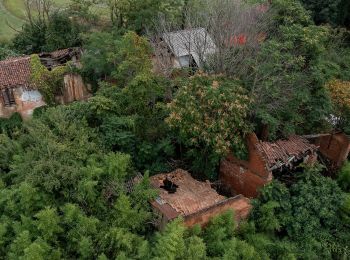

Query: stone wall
[[183, 195, 251, 227]]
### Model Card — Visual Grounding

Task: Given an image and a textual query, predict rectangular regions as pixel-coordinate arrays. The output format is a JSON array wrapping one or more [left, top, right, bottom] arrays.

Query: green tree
[[153, 219, 186, 260], [251, 165, 350, 258], [44, 11, 82, 52], [245, 0, 333, 138], [338, 161, 350, 192], [81, 31, 153, 88], [108, 0, 184, 33], [300, 0, 344, 26], [167, 74, 251, 176], [12, 11, 83, 54]]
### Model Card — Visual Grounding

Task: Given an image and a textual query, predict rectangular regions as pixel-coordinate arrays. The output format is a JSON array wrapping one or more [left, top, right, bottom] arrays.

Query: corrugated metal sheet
[[162, 28, 217, 67]]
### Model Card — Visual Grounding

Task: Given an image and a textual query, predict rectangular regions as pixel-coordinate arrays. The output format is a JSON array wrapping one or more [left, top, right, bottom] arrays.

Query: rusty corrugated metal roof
[[256, 135, 317, 169]]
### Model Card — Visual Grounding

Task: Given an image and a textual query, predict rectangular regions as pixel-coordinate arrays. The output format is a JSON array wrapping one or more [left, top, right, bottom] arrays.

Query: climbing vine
[[30, 54, 68, 105]]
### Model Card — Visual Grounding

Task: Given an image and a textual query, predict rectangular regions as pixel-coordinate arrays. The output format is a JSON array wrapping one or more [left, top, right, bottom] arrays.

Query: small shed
[[161, 28, 217, 69]]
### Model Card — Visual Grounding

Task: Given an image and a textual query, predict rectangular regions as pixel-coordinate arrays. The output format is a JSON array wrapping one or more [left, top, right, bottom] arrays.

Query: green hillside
[[0, 0, 24, 42], [0, 0, 71, 42]]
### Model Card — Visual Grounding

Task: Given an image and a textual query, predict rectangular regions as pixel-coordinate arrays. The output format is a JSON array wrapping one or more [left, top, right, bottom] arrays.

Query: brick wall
[[219, 133, 272, 198], [220, 159, 271, 198], [316, 133, 350, 167], [183, 195, 251, 227]]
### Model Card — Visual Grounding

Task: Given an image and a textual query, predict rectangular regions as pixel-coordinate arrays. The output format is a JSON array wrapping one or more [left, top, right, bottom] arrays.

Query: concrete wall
[[0, 87, 45, 119], [183, 195, 251, 227], [1, 74, 90, 119]]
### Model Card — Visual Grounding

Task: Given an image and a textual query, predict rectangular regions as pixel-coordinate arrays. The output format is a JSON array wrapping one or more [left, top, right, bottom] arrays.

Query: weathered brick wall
[[220, 159, 271, 198], [245, 133, 270, 178], [183, 195, 251, 227], [317, 133, 350, 167], [219, 133, 272, 198]]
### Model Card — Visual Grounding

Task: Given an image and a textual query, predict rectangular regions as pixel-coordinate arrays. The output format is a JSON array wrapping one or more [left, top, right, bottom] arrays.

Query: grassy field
[[0, 0, 72, 43], [0, 0, 24, 42]]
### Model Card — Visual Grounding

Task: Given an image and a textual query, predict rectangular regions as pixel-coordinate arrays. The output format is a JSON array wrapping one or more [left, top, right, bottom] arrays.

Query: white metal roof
[[162, 28, 217, 66]]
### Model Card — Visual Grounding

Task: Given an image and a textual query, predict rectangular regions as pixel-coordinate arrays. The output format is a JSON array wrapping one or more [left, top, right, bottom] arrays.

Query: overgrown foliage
[[1, 0, 350, 258], [167, 74, 251, 176], [300, 0, 350, 27], [251, 165, 350, 258], [327, 80, 350, 133], [12, 10, 83, 54], [30, 54, 67, 104]]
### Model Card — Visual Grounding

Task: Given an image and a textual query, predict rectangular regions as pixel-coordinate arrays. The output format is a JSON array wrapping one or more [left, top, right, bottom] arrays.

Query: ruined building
[[150, 169, 251, 229], [305, 132, 350, 170], [220, 134, 319, 198], [0, 48, 90, 119], [220, 132, 350, 198]]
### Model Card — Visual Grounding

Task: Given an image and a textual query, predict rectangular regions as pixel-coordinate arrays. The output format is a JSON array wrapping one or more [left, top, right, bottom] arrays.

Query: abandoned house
[[150, 169, 251, 229], [153, 28, 217, 72], [0, 48, 90, 119], [38, 47, 82, 70], [220, 134, 319, 198], [304, 132, 350, 170]]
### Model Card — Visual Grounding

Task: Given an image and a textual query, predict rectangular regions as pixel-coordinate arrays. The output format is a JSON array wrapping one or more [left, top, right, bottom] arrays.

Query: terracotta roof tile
[[256, 136, 317, 169], [150, 169, 225, 217], [0, 48, 79, 90], [0, 56, 31, 89]]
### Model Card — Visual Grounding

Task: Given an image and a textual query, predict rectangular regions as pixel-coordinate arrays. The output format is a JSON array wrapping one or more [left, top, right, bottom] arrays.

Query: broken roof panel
[[39, 48, 80, 60], [256, 135, 317, 170], [150, 169, 225, 218]]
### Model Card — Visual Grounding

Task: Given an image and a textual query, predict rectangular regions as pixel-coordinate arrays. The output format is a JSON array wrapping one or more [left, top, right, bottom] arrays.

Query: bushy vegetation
[[1, 0, 350, 259]]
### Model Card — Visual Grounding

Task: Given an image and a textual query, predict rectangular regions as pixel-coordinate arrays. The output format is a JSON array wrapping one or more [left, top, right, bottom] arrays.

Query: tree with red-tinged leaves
[[152, 0, 272, 77]]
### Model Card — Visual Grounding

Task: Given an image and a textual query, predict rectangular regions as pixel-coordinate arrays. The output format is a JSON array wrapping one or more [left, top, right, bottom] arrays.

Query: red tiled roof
[[0, 48, 80, 90], [150, 169, 225, 217], [0, 56, 31, 90], [256, 136, 317, 169]]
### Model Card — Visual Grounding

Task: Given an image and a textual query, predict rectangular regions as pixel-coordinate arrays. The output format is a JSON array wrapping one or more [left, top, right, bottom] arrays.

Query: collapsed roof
[[0, 48, 80, 90], [256, 135, 318, 171], [150, 169, 226, 220], [38, 47, 81, 69]]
